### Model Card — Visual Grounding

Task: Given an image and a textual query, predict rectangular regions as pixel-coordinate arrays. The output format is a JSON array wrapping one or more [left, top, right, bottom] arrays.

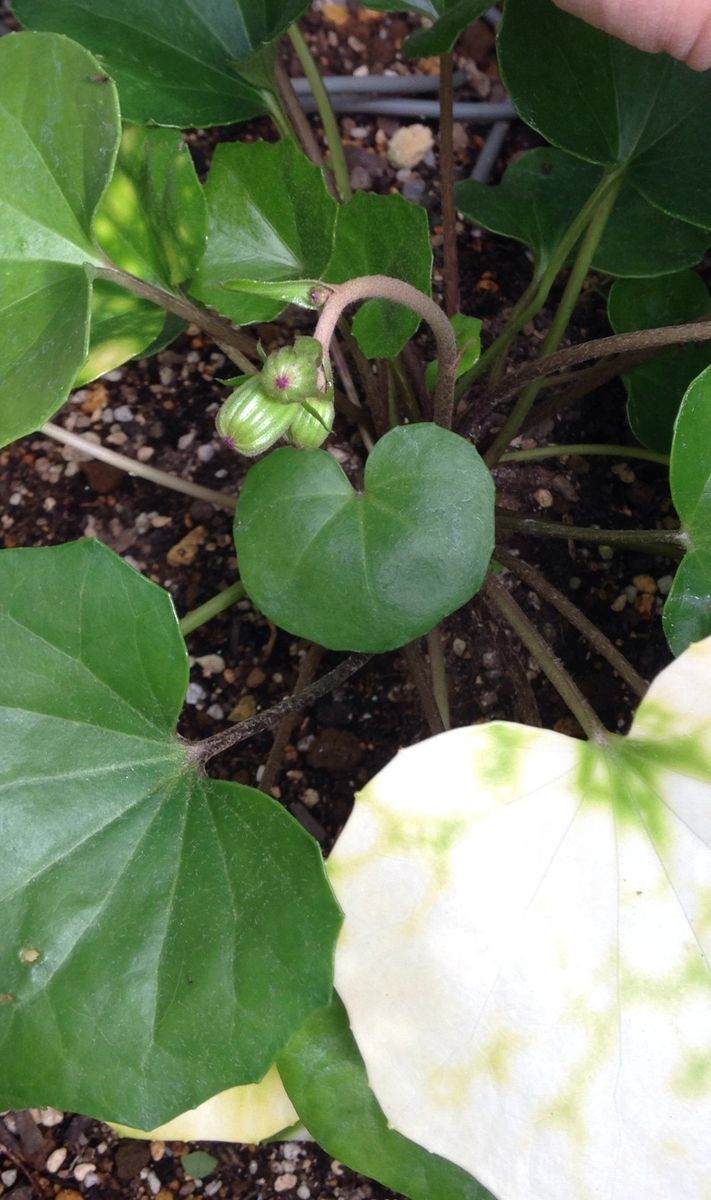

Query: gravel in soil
[[0, 2, 677, 1197]]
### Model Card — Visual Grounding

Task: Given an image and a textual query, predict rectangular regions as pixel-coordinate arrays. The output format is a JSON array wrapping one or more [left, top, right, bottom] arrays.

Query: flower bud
[[288, 394, 335, 450], [216, 377, 296, 457], [261, 337, 323, 404]]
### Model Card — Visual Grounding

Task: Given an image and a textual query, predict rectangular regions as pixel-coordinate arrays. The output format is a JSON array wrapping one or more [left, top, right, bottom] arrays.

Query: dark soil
[[0, 3, 676, 1199]]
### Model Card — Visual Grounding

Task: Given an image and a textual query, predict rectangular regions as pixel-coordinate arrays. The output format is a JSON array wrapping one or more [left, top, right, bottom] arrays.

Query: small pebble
[[146, 1169, 163, 1195], [137, 445, 155, 462], [452, 637, 466, 657], [610, 594, 627, 612], [246, 667, 266, 688], [197, 444, 215, 463], [46, 1148, 67, 1173], [387, 123, 434, 169], [113, 405, 133, 422], [151, 1142, 166, 1162], [38, 1107, 64, 1126], [598, 545, 614, 561], [1, 1170, 18, 1187], [178, 431, 196, 451], [204, 1181, 222, 1196], [633, 574, 657, 594], [186, 682, 207, 705], [274, 1174, 298, 1192], [73, 1162, 95, 1182], [657, 574, 673, 595], [229, 695, 257, 722], [533, 487, 554, 508], [297, 1187, 311, 1200], [196, 653, 226, 677], [207, 703, 225, 721]]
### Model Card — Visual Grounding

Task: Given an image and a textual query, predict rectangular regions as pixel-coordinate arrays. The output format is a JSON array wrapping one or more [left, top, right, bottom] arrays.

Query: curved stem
[[486, 170, 624, 464], [497, 508, 686, 553], [500, 442, 670, 467], [179, 582, 246, 637], [96, 264, 258, 373], [188, 653, 371, 765], [43, 422, 237, 513], [483, 574, 609, 744], [315, 276, 457, 427], [489, 318, 711, 409], [289, 24, 352, 202], [494, 548, 648, 699]]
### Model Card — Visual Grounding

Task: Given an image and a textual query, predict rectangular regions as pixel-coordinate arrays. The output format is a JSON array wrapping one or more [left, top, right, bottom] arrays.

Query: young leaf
[[95, 124, 207, 290], [664, 367, 711, 654], [362, 0, 491, 57], [75, 279, 165, 386], [279, 996, 493, 1200], [0, 540, 341, 1128], [608, 272, 711, 452], [0, 31, 121, 446], [324, 192, 432, 359], [499, 0, 711, 231], [234, 424, 494, 652], [190, 140, 337, 326], [13, 0, 312, 127], [329, 638, 711, 1200], [425, 313, 481, 392], [457, 148, 709, 283], [180, 1152, 218, 1180], [110, 1067, 297, 1144]]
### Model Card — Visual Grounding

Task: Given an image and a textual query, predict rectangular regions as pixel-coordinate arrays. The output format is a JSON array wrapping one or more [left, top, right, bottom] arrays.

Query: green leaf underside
[[279, 996, 494, 1200], [191, 140, 337, 326], [425, 312, 481, 392], [362, 0, 490, 56], [456, 148, 709, 281], [329, 639, 711, 1200], [76, 278, 165, 386], [0, 32, 121, 445], [324, 192, 433, 359], [499, 0, 711, 230], [13, 0, 312, 127], [608, 272, 711, 452], [0, 540, 341, 1127], [234, 424, 494, 653], [664, 366, 711, 654], [95, 124, 207, 290]]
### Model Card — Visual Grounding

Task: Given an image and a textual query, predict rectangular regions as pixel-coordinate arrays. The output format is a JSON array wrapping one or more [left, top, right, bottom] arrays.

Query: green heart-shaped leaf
[[0, 31, 121, 447], [325, 192, 432, 359], [608, 272, 711, 453], [279, 996, 493, 1199], [329, 639, 711, 1199], [664, 367, 711, 654], [95, 124, 207, 291], [361, 0, 490, 56], [499, 0, 711, 230], [234, 424, 494, 653], [457, 148, 709, 283], [190, 140, 337, 326], [13, 0, 312, 127], [0, 539, 341, 1128]]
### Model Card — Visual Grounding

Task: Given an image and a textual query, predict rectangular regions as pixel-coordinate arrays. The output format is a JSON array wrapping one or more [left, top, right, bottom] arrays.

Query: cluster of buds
[[216, 337, 335, 457]]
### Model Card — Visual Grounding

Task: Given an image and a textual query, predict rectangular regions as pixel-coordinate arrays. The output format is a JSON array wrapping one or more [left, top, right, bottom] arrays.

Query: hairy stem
[[427, 627, 451, 729], [483, 574, 609, 743], [500, 442, 670, 466], [401, 641, 445, 735], [315, 276, 457, 427], [516, 350, 658, 439], [439, 52, 460, 316], [489, 318, 711, 409], [188, 654, 371, 765], [497, 509, 686, 553], [494, 548, 648, 699], [259, 643, 324, 795], [179, 582, 246, 637], [289, 24, 352, 202], [486, 171, 624, 463], [96, 264, 258, 372], [273, 59, 334, 193], [43, 422, 237, 512]]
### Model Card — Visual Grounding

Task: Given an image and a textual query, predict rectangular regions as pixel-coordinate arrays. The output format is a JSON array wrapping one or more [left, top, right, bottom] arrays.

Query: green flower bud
[[288, 394, 335, 450], [216, 377, 297, 457], [261, 337, 323, 404]]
